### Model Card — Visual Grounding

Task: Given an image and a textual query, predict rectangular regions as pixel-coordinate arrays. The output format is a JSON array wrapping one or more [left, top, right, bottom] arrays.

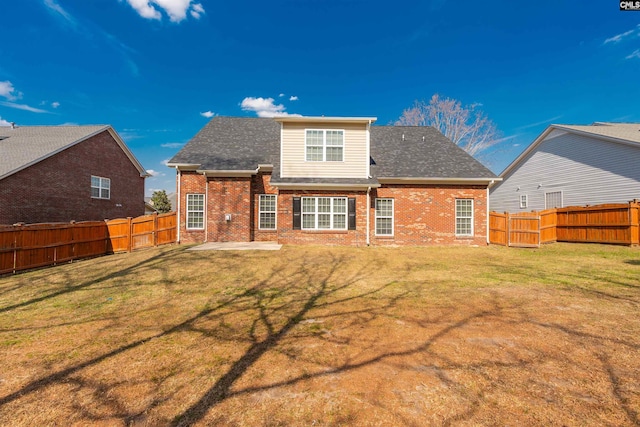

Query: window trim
[[375, 198, 394, 236], [305, 129, 345, 162], [258, 194, 277, 230], [91, 175, 111, 200], [455, 198, 474, 237], [519, 194, 528, 209], [186, 193, 205, 230], [301, 197, 348, 230]]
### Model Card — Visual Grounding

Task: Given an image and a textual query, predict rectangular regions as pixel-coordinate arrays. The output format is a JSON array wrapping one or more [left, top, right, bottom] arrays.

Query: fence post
[[12, 222, 23, 274], [630, 200, 639, 246], [153, 212, 158, 247], [127, 217, 133, 253], [505, 211, 510, 247]]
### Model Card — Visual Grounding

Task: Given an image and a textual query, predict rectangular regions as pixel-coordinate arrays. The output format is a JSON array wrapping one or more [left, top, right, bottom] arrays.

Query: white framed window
[[519, 194, 528, 209], [186, 194, 205, 229], [259, 194, 277, 230], [375, 198, 394, 236], [91, 176, 110, 199], [545, 191, 563, 209], [301, 197, 347, 230], [455, 199, 474, 236], [305, 129, 344, 162]]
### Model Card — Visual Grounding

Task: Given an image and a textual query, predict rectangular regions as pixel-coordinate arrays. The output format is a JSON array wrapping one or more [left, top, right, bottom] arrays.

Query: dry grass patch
[[0, 243, 639, 426]]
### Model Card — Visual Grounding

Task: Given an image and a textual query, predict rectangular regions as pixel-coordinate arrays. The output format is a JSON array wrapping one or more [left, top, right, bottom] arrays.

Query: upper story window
[[519, 194, 528, 209], [305, 129, 344, 162], [91, 176, 110, 199]]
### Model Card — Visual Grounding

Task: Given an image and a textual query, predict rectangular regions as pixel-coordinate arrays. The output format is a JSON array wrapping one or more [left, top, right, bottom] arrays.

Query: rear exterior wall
[[0, 130, 145, 225]]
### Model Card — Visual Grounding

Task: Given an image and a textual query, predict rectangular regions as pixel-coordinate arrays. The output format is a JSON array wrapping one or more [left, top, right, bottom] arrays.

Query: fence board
[[1, 212, 176, 274]]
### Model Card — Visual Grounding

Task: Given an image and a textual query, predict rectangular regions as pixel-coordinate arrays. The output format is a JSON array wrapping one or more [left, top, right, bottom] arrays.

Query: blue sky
[[1, 1, 639, 195]]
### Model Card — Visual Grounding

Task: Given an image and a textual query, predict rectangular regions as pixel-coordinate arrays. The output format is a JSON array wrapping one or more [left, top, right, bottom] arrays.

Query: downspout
[[487, 180, 494, 245], [204, 171, 209, 242], [366, 186, 371, 246], [176, 168, 181, 243]]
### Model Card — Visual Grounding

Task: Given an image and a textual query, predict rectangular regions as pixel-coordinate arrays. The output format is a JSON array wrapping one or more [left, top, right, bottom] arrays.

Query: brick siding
[[0, 130, 145, 225], [178, 172, 489, 246]]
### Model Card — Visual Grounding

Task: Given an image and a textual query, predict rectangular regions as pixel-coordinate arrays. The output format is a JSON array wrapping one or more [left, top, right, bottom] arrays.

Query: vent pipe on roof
[[402, 133, 405, 141], [422, 136, 425, 142], [11, 122, 16, 129]]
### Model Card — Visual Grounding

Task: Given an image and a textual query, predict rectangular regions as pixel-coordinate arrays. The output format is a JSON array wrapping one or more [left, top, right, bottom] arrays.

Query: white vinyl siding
[[91, 176, 110, 199], [259, 195, 277, 230], [281, 122, 369, 178], [375, 198, 394, 236], [455, 199, 474, 236], [490, 131, 640, 212], [186, 194, 204, 229], [301, 197, 347, 230]]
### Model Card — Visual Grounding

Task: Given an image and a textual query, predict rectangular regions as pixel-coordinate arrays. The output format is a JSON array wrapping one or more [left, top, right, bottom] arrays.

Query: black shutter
[[348, 198, 356, 230], [293, 197, 301, 230]]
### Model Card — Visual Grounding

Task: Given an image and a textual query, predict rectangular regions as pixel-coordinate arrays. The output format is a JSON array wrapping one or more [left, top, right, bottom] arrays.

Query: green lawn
[[0, 243, 639, 426]]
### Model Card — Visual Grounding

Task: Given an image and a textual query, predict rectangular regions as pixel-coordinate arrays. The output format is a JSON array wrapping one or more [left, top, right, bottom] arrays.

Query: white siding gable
[[490, 132, 640, 212]]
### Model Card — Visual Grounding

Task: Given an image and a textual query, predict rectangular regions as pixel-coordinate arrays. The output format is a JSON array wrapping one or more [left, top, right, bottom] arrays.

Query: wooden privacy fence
[[0, 212, 177, 274], [489, 202, 640, 247]]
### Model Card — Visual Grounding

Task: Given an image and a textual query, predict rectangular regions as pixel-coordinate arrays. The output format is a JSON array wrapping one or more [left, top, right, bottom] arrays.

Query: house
[[168, 116, 498, 246], [490, 122, 640, 213], [0, 125, 147, 224]]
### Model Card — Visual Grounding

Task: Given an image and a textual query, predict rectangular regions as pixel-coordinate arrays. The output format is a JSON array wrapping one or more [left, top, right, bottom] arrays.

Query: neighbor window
[[305, 129, 344, 162], [455, 199, 473, 236], [301, 197, 347, 230], [545, 191, 563, 209], [91, 176, 110, 199], [186, 194, 205, 229], [519, 194, 528, 209], [259, 194, 277, 230], [375, 198, 394, 236]]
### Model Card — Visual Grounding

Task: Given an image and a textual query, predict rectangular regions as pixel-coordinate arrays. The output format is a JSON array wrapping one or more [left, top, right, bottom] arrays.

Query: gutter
[[176, 169, 181, 243], [366, 187, 371, 246], [486, 179, 494, 245]]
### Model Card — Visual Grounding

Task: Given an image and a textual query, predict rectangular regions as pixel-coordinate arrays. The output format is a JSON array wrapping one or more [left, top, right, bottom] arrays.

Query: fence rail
[[0, 212, 177, 274], [489, 202, 640, 247]]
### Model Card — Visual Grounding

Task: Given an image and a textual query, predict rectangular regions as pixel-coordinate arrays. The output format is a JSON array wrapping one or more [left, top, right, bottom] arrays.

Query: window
[[455, 199, 473, 236], [259, 195, 277, 230], [305, 129, 344, 162], [519, 194, 528, 209], [301, 197, 347, 230], [91, 176, 110, 199], [375, 198, 394, 236], [545, 191, 563, 209], [186, 194, 205, 229]]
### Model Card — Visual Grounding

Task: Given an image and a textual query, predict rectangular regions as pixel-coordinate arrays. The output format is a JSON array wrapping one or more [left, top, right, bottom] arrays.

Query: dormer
[[274, 116, 377, 179]]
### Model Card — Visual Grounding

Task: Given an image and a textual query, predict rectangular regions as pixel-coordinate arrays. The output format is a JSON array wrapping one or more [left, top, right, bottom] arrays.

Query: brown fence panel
[[73, 222, 109, 259], [508, 213, 540, 248], [131, 214, 155, 250], [556, 204, 635, 245], [0, 226, 19, 274], [489, 212, 507, 246], [539, 209, 557, 244], [106, 218, 131, 253], [157, 212, 177, 246]]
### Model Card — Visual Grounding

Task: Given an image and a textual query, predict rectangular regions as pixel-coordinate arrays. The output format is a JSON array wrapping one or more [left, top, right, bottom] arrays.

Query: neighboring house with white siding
[[489, 122, 640, 213]]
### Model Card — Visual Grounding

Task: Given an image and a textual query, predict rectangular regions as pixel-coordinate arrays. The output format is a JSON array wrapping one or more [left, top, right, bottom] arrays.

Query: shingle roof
[[555, 122, 640, 144], [0, 125, 110, 179], [169, 116, 497, 180], [168, 117, 280, 170], [370, 126, 496, 179]]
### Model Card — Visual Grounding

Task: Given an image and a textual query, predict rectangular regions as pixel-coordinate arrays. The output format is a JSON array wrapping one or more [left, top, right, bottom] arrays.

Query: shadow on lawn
[[1, 248, 640, 426]]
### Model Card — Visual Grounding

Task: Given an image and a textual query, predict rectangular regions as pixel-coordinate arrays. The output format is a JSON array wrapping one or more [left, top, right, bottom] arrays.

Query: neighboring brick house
[[168, 116, 499, 246], [0, 125, 147, 224]]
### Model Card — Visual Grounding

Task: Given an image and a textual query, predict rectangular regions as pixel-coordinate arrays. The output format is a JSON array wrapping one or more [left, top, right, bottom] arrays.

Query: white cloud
[[43, 0, 78, 29], [125, 0, 206, 23], [161, 142, 185, 148], [146, 169, 165, 177], [0, 101, 48, 113], [626, 49, 640, 60], [200, 110, 215, 118], [0, 117, 11, 127], [240, 97, 301, 118], [516, 115, 563, 130], [278, 93, 285, 97], [161, 158, 171, 166], [603, 26, 638, 44], [52, 101, 60, 108], [0, 81, 20, 101], [289, 96, 299, 101]]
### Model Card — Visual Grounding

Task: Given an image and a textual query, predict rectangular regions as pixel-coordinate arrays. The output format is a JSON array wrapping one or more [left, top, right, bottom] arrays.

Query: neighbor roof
[[0, 125, 147, 180], [169, 116, 498, 182]]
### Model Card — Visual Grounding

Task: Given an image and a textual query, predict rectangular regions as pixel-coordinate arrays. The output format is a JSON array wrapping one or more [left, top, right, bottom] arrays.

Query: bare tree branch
[[395, 94, 501, 158]]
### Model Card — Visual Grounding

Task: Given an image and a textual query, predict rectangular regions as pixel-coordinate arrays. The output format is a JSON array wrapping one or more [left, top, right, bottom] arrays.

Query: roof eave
[[273, 116, 377, 124], [200, 170, 256, 177], [167, 163, 201, 171], [377, 177, 500, 185], [272, 182, 381, 190]]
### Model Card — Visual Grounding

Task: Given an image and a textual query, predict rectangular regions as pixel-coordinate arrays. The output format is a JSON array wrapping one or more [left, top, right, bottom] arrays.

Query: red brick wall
[[0, 130, 145, 225], [177, 171, 489, 246], [370, 185, 488, 246], [177, 171, 206, 244]]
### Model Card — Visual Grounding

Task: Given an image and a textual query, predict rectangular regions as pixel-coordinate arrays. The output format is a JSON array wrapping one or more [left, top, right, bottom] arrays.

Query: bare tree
[[396, 94, 500, 157]]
